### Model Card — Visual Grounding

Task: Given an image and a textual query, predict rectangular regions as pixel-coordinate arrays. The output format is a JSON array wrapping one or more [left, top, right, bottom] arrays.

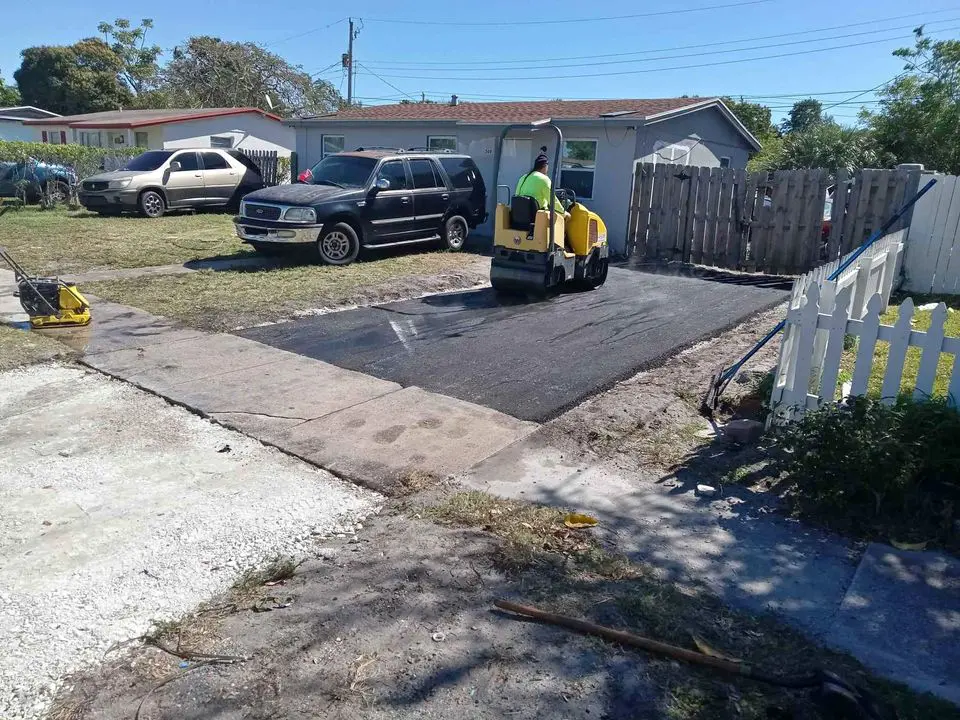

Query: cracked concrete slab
[[272, 386, 538, 494]]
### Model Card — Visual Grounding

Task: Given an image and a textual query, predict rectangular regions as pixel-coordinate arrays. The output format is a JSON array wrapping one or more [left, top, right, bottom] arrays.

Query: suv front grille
[[83, 181, 108, 191], [243, 203, 282, 221]]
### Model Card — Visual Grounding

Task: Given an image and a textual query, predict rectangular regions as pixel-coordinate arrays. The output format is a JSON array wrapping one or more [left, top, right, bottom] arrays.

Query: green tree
[[162, 37, 342, 116], [722, 97, 776, 141], [0, 74, 20, 106], [97, 18, 162, 96], [14, 39, 132, 115], [867, 29, 960, 174], [749, 122, 883, 172], [781, 98, 825, 134]]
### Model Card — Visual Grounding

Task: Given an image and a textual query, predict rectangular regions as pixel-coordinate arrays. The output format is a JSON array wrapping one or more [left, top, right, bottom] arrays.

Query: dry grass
[[840, 294, 960, 399], [86, 252, 488, 331], [0, 324, 76, 370], [0, 206, 247, 274], [428, 491, 960, 720]]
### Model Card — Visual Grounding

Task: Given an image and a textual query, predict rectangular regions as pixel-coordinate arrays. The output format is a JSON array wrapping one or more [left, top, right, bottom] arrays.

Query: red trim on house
[[60, 130, 67, 144], [41, 130, 48, 143], [24, 107, 283, 128]]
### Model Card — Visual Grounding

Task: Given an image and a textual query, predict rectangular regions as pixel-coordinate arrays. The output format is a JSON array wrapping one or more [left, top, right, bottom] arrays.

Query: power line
[[265, 17, 348, 47], [360, 10, 956, 68], [363, 27, 959, 81], [355, 63, 417, 101], [356, 19, 957, 73], [821, 73, 908, 111], [364, 0, 773, 27]]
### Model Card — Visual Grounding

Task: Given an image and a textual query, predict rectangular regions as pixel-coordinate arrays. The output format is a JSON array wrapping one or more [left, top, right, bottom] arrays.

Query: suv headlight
[[108, 179, 132, 189], [283, 207, 317, 223]]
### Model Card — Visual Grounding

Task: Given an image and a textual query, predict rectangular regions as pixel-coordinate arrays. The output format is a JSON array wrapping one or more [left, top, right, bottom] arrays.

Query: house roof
[[296, 96, 762, 151], [0, 105, 60, 121], [24, 107, 282, 128], [305, 97, 706, 124]]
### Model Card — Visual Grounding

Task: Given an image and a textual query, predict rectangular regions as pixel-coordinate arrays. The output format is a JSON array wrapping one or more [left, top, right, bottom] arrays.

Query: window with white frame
[[560, 139, 597, 200], [210, 135, 233, 148], [322, 134, 345, 158], [427, 136, 457, 152], [79, 131, 102, 148]]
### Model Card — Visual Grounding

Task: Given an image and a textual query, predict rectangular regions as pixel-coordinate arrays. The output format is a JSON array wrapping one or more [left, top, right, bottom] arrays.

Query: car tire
[[46, 180, 70, 205], [317, 222, 360, 265], [441, 215, 468, 252], [138, 190, 165, 218]]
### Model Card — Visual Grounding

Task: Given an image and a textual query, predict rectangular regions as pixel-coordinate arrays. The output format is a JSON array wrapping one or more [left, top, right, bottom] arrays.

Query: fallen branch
[[143, 637, 248, 665]]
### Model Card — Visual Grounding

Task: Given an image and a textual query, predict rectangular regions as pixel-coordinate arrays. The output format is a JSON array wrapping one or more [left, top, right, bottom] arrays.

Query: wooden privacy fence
[[770, 231, 960, 423], [241, 149, 280, 186], [902, 172, 960, 294], [627, 163, 922, 276]]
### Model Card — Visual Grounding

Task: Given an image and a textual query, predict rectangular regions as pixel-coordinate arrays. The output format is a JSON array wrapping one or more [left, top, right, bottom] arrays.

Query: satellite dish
[[264, 94, 274, 110]]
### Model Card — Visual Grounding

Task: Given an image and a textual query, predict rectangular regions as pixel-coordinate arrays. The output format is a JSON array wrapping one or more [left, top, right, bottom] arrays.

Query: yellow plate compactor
[[490, 121, 609, 294]]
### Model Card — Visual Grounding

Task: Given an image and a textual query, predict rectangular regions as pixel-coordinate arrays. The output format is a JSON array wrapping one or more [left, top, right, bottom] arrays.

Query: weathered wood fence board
[[902, 172, 960, 295], [241, 149, 281, 186], [627, 163, 919, 276]]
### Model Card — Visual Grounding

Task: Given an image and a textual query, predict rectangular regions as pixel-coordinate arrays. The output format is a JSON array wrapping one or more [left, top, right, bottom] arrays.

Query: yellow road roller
[[490, 120, 609, 294]]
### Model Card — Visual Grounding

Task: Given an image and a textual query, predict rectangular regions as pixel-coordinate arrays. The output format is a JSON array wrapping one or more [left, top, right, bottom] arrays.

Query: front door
[[408, 158, 449, 236], [364, 159, 416, 244], [164, 151, 204, 205], [199, 151, 238, 205]]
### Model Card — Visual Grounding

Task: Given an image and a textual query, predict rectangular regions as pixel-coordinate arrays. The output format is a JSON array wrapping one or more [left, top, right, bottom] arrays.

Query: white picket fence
[[770, 229, 960, 421]]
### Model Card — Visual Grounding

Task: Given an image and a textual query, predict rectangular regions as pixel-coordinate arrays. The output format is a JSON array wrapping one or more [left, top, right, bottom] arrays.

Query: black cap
[[534, 153, 549, 167]]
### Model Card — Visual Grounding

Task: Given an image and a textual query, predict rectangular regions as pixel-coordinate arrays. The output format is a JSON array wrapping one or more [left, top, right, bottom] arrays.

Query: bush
[[0, 140, 141, 180], [773, 395, 960, 549]]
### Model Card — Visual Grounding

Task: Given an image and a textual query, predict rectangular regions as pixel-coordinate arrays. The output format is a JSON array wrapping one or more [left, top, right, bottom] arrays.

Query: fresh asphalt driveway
[[238, 267, 788, 421]]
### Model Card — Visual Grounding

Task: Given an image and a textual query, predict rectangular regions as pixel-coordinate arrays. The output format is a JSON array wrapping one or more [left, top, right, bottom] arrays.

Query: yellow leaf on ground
[[563, 513, 598, 529], [692, 635, 741, 663], [891, 539, 928, 551]]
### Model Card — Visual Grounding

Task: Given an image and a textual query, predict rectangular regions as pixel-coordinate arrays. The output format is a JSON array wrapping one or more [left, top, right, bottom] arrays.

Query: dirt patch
[[85, 253, 491, 331], [0, 324, 76, 370], [537, 305, 786, 478], [53, 493, 958, 720]]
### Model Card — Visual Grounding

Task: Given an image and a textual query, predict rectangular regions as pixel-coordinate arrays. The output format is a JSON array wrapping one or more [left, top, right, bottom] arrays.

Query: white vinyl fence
[[902, 172, 960, 294], [768, 229, 960, 421]]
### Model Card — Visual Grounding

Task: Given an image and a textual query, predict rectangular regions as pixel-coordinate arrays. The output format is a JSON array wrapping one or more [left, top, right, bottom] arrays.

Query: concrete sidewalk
[[461, 432, 960, 705], [70, 299, 536, 495]]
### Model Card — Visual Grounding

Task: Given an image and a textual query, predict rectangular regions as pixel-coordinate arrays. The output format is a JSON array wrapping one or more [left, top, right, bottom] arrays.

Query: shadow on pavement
[[619, 260, 795, 291]]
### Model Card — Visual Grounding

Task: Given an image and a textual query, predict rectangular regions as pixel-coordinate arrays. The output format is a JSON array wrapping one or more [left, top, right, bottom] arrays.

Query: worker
[[515, 153, 566, 215]]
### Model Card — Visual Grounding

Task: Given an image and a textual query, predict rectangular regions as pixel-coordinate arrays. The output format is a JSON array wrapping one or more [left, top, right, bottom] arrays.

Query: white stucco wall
[[161, 114, 294, 156], [635, 106, 753, 170], [0, 119, 36, 141]]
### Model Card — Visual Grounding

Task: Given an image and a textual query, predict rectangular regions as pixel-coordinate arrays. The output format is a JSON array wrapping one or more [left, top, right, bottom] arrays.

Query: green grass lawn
[[840, 294, 960, 398], [0, 324, 76, 371], [0, 205, 249, 275], [86, 252, 489, 331]]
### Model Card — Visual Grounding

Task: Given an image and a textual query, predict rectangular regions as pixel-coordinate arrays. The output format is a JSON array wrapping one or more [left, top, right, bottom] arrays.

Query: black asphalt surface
[[238, 268, 788, 421]]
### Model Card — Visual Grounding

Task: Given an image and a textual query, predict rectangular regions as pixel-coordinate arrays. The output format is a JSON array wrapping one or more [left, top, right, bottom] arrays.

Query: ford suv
[[234, 149, 487, 265]]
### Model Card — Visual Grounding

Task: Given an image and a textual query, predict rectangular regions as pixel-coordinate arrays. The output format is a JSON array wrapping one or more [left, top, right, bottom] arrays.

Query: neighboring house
[[287, 97, 761, 255], [0, 106, 61, 141], [24, 108, 294, 156]]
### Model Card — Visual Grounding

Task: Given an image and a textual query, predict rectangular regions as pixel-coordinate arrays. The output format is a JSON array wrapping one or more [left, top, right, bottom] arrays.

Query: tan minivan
[[78, 148, 265, 217]]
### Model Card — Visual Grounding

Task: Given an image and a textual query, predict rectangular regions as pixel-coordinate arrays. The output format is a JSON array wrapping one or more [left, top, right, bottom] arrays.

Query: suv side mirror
[[169, 161, 182, 172], [374, 177, 390, 191]]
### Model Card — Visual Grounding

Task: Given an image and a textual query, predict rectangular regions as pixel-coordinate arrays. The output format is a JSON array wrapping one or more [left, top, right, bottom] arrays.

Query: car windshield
[[306, 155, 376, 188], [123, 151, 174, 171]]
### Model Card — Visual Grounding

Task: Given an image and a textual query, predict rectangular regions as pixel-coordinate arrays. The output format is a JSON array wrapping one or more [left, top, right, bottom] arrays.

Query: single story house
[[287, 97, 761, 255], [24, 108, 294, 156], [0, 105, 60, 141]]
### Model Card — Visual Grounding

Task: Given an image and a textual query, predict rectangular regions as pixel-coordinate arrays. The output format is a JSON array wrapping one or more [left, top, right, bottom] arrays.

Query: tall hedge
[[0, 141, 142, 179]]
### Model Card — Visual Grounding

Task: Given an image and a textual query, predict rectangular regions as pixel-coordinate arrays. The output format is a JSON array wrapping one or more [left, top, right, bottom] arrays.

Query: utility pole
[[345, 18, 361, 106]]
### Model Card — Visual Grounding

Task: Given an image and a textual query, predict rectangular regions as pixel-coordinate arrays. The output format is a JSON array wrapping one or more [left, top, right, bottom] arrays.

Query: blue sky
[[2, 0, 958, 123]]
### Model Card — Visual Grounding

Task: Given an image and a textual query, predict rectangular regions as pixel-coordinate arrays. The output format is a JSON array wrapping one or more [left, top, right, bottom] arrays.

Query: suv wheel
[[442, 215, 468, 252], [317, 222, 360, 265], [139, 190, 165, 218]]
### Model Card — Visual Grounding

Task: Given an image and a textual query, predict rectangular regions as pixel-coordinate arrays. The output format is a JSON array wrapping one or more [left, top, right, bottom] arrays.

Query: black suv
[[234, 149, 487, 265]]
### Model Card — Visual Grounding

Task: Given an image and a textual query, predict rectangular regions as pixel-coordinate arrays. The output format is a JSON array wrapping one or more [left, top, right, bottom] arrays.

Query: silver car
[[77, 148, 265, 218]]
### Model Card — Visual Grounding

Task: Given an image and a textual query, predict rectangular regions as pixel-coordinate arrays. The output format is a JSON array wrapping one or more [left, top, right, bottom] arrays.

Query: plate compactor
[[490, 121, 609, 295], [0, 209, 90, 328]]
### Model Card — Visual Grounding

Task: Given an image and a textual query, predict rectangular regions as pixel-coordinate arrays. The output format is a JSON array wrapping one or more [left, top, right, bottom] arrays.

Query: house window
[[321, 134, 345, 159], [560, 139, 597, 200], [79, 131, 102, 148], [210, 135, 234, 149], [108, 131, 127, 147], [42, 130, 62, 145], [427, 136, 457, 152], [135, 131, 149, 148], [719, 156, 731, 168]]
